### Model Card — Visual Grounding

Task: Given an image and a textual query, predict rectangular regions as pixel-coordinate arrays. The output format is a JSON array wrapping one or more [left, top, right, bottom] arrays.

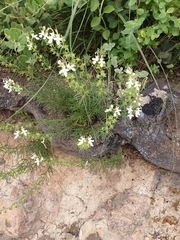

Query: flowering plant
[[3, 26, 143, 152]]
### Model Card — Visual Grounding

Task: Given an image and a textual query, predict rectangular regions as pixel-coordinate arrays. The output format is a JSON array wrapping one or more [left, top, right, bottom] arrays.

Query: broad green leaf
[[103, 5, 115, 14], [17, 44, 25, 52], [159, 11, 166, 19], [19, 55, 30, 66], [137, 8, 144, 15], [171, 27, 179, 36], [91, 17, 101, 28], [93, 25, 104, 31], [4, 28, 21, 41], [5, 41, 15, 50], [167, 7, 174, 13], [109, 20, 117, 29], [140, 30, 146, 37], [136, 70, 149, 78], [103, 42, 115, 51], [128, 0, 136, 7], [112, 32, 120, 40], [18, 34, 27, 45], [111, 56, 118, 67], [90, 0, 99, 12], [171, 16, 180, 27], [159, 2, 165, 9], [102, 29, 110, 40]]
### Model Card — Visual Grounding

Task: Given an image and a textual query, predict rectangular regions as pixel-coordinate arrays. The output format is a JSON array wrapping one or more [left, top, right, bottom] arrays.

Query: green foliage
[[89, 0, 180, 67]]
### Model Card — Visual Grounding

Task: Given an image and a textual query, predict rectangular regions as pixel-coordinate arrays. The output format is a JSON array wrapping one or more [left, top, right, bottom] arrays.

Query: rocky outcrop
[[0, 77, 180, 172], [1, 142, 180, 239]]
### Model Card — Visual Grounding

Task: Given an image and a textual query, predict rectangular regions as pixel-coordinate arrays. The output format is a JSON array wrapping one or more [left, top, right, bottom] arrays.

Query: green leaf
[[4, 28, 21, 41], [19, 55, 30, 66], [112, 32, 120, 40], [136, 70, 149, 78], [109, 20, 117, 29], [137, 8, 144, 15], [172, 17, 180, 28], [90, 0, 99, 12], [17, 44, 25, 52], [93, 25, 104, 31], [111, 56, 118, 67], [159, 2, 166, 9], [103, 5, 115, 14], [5, 41, 15, 50], [167, 7, 174, 13], [18, 34, 27, 45], [128, 0, 136, 7], [171, 27, 179, 36], [103, 42, 115, 51], [102, 29, 110, 40], [91, 17, 101, 28], [159, 11, 166, 19]]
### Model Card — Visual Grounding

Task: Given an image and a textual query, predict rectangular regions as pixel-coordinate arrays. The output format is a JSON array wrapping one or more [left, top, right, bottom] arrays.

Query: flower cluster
[[105, 105, 121, 117], [92, 53, 105, 68], [57, 60, 76, 77], [77, 136, 94, 150], [117, 67, 142, 120], [101, 105, 121, 136], [31, 26, 64, 46], [31, 153, 44, 166], [14, 127, 28, 139], [3, 79, 23, 94]]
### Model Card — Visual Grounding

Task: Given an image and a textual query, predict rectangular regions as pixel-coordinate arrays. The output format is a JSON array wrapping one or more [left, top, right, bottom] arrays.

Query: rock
[[79, 219, 119, 240], [1, 77, 180, 172], [0, 135, 180, 239]]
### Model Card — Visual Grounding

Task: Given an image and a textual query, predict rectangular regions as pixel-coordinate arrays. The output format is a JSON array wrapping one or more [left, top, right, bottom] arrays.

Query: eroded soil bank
[[0, 129, 180, 240]]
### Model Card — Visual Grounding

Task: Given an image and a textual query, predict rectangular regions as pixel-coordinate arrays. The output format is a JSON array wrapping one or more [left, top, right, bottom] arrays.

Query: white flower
[[54, 34, 62, 45], [21, 127, 28, 136], [3, 79, 14, 92], [127, 106, 134, 120], [126, 77, 134, 88], [87, 136, 94, 147], [41, 138, 47, 148], [31, 153, 44, 166], [14, 130, 20, 139], [3, 79, 23, 94], [59, 65, 69, 77], [38, 27, 48, 39], [31, 153, 37, 160], [31, 33, 39, 40], [99, 57, 105, 67], [27, 42, 33, 50], [113, 107, 121, 117], [57, 59, 62, 65], [125, 67, 133, 75], [134, 81, 141, 90], [135, 107, 142, 117], [78, 136, 86, 146], [105, 105, 114, 113], [47, 32, 55, 44], [92, 55, 99, 65], [67, 64, 75, 72], [35, 156, 44, 166]]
